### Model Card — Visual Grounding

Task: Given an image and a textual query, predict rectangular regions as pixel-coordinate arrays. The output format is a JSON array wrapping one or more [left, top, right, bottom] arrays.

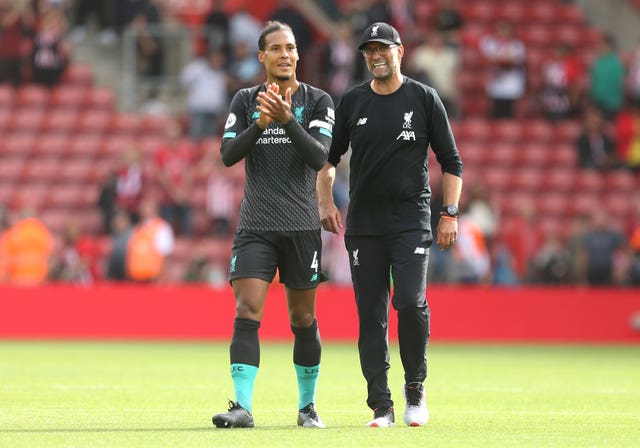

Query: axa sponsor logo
[[397, 110, 415, 140]]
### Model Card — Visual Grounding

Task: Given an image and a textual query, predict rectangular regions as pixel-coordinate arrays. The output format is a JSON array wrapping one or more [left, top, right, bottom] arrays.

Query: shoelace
[[406, 386, 423, 406]]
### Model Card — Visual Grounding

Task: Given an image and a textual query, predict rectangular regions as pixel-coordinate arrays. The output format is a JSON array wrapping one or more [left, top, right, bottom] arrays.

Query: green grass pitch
[[1, 341, 639, 447]]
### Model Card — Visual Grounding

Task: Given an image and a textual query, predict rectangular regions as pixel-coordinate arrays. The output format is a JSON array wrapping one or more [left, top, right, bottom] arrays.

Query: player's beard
[[369, 60, 395, 81], [274, 74, 292, 81]]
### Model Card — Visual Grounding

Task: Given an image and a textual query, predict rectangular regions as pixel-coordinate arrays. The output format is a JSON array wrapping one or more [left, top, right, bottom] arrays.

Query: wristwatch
[[441, 204, 459, 218]]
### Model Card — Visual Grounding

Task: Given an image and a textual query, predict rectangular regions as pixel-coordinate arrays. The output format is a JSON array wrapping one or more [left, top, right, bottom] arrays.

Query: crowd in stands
[[2, 0, 640, 287]]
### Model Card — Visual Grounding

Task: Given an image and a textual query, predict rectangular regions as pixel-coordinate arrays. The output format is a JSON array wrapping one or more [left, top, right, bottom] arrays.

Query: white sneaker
[[366, 407, 395, 427], [403, 383, 429, 426], [297, 403, 326, 428]]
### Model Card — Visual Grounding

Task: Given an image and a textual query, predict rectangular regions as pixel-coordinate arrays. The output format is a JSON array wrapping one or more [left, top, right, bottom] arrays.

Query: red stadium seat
[[43, 109, 79, 133], [2, 133, 36, 157], [0, 157, 25, 181], [458, 117, 491, 142], [553, 120, 582, 143], [542, 167, 576, 193], [110, 113, 141, 135], [569, 192, 600, 216], [529, 3, 555, 22], [490, 120, 523, 142], [67, 134, 103, 158], [50, 85, 88, 109], [11, 183, 50, 209], [15, 85, 49, 108], [486, 142, 517, 167], [0, 182, 14, 204], [0, 85, 15, 109], [86, 87, 115, 111], [536, 193, 569, 216], [62, 63, 94, 86], [521, 119, 553, 143], [574, 170, 605, 193], [603, 193, 630, 218], [0, 108, 10, 132], [483, 167, 511, 191], [548, 143, 578, 167], [47, 185, 82, 208], [510, 166, 544, 192], [459, 142, 487, 167], [22, 157, 60, 182], [57, 158, 94, 183], [34, 134, 70, 157], [604, 170, 638, 193], [516, 142, 550, 167], [11, 109, 45, 132], [77, 110, 112, 133], [40, 208, 70, 234]]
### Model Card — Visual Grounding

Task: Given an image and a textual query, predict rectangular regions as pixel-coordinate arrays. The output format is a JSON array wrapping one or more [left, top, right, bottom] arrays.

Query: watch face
[[446, 205, 459, 216]]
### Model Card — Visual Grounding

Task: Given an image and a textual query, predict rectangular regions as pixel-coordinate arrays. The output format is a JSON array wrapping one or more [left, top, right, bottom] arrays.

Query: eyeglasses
[[361, 44, 398, 57]]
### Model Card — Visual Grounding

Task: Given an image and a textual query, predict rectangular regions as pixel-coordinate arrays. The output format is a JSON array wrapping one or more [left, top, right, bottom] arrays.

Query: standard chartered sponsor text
[[257, 127, 292, 145]]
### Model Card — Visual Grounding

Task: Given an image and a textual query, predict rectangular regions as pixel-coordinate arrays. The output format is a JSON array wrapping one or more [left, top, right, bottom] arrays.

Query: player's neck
[[370, 73, 404, 95], [266, 77, 299, 94]]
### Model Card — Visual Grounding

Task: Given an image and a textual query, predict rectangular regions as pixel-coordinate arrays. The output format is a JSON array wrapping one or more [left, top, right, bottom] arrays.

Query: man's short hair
[[258, 20, 294, 51]]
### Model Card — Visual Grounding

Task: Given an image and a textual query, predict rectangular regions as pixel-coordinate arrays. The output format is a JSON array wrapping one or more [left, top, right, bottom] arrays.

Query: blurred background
[[1, 0, 640, 290]]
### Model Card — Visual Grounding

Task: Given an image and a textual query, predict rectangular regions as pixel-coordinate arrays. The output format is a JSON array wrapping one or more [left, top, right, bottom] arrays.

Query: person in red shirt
[[0, 0, 34, 85], [153, 120, 197, 236]]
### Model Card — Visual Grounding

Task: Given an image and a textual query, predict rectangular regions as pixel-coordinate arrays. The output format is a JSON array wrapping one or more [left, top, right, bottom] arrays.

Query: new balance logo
[[414, 247, 426, 254], [397, 130, 416, 141], [357, 117, 367, 126]]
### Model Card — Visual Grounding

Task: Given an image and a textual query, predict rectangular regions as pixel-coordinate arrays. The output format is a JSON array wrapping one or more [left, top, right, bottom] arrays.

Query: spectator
[[629, 224, 640, 285], [203, 0, 230, 58], [69, 0, 117, 46], [465, 179, 499, 249], [614, 101, 640, 171], [1, 207, 54, 285], [0, 204, 10, 282], [227, 40, 262, 97], [479, 21, 526, 119], [574, 209, 625, 286], [626, 39, 640, 106], [198, 141, 235, 239], [228, 8, 262, 52], [502, 200, 543, 282], [115, 147, 145, 224], [180, 48, 228, 140], [408, 31, 460, 118], [32, 6, 70, 87], [126, 195, 174, 282], [0, 0, 34, 85], [431, 0, 464, 48], [588, 33, 625, 121], [153, 121, 197, 236], [539, 41, 584, 122], [105, 208, 133, 281], [97, 171, 118, 234], [130, 0, 164, 80], [182, 247, 226, 286], [531, 234, 572, 284], [268, 0, 312, 74], [449, 211, 491, 284], [575, 106, 618, 170], [325, 20, 356, 102], [49, 218, 98, 284]]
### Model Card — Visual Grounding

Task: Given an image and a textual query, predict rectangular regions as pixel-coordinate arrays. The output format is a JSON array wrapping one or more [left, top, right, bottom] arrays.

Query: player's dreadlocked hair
[[258, 20, 295, 51]]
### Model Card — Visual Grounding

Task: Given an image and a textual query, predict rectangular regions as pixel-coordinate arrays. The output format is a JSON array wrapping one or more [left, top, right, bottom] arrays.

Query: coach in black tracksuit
[[317, 22, 463, 427]]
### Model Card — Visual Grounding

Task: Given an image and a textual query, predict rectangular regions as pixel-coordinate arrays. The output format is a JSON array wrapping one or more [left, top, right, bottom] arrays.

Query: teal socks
[[294, 363, 320, 410], [231, 363, 258, 414]]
